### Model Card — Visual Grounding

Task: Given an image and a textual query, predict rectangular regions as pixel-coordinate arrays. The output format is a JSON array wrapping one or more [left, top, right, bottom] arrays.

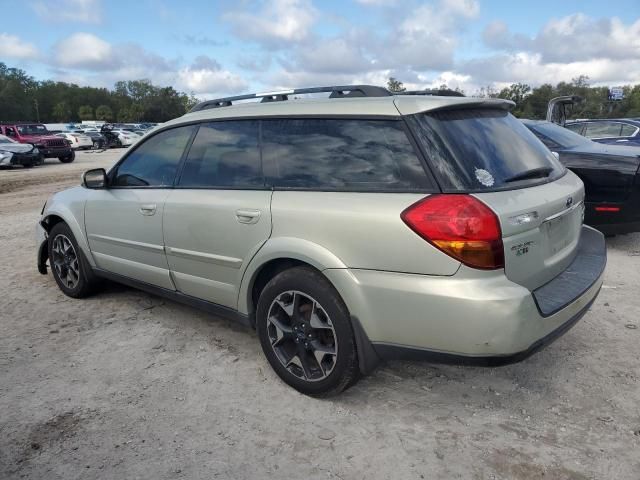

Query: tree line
[[0, 62, 198, 123], [388, 76, 640, 119]]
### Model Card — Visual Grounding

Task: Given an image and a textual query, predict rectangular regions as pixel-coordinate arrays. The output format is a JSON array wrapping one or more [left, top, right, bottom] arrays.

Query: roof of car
[[162, 87, 514, 129]]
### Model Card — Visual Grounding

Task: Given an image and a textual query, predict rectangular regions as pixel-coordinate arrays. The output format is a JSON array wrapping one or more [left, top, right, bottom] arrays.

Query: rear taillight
[[401, 194, 505, 270]]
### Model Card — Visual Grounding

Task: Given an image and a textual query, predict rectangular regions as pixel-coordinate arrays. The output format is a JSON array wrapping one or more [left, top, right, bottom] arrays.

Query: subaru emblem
[[566, 197, 573, 208]]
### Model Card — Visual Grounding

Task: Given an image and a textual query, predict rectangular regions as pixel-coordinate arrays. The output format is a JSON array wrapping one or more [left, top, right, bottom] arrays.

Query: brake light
[[401, 194, 504, 270], [595, 206, 620, 212]]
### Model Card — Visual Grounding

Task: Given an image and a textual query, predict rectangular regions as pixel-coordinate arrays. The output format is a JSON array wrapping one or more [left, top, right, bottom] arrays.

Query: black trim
[[189, 85, 392, 112], [172, 123, 201, 187], [350, 316, 381, 375], [532, 226, 606, 317], [93, 268, 252, 328], [37, 239, 48, 275], [372, 290, 600, 367]]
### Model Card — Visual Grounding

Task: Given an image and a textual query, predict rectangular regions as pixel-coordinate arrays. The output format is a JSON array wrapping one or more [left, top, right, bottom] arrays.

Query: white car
[[112, 129, 140, 146], [56, 132, 93, 150]]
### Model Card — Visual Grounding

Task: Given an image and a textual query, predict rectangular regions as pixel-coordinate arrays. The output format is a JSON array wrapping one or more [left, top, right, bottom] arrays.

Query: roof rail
[[399, 89, 465, 97], [189, 84, 392, 113]]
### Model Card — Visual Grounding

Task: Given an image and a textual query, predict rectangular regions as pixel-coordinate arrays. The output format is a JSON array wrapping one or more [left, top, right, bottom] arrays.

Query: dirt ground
[[0, 149, 638, 479]]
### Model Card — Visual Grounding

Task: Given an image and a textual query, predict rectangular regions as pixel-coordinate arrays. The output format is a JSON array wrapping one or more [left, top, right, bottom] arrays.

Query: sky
[[0, 0, 639, 99]]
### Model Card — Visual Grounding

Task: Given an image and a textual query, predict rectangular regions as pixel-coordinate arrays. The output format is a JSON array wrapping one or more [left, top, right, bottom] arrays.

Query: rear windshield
[[408, 109, 565, 192]]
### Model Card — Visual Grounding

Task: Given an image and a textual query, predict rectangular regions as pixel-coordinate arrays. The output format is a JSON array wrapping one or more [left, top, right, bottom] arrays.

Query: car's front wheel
[[58, 151, 75, 163], [48, 222, 99, 298], [256, 266, 360, 396]]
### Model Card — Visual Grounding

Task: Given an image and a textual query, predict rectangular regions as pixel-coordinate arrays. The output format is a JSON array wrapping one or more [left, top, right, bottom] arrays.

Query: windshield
[[16, 124, 49, 135], [408, 109, 565, 192], [0, 134, 16, 144], [526, 121, 592, 149]]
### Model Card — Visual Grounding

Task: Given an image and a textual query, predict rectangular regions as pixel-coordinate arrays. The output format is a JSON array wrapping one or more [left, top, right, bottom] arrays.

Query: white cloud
[[31, 0, 103, 24], [54, 32, 115, 69], [459, 52, 640, 88], [175, 56, 248, 96], [484, 15, 640, 63], [0, 33, 39, 60], [223, 0, 318, 47]]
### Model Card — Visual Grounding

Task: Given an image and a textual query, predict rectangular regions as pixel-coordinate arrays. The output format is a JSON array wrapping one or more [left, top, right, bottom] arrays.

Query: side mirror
[[82, 168, 107, 189], [551, 151, 560, 160]]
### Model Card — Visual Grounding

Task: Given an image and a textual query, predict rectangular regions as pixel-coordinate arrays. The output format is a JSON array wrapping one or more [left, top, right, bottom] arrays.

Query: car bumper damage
[[326, 225, 606, 373]]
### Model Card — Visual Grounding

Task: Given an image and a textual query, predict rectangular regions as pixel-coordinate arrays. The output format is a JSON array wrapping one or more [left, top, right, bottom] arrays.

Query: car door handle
[[235, 209, 261, 224], [139, 204, 157, 216]]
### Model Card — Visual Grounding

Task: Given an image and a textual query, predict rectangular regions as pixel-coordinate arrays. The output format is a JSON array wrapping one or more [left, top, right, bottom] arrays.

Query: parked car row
[[0, 122, 75, 166]]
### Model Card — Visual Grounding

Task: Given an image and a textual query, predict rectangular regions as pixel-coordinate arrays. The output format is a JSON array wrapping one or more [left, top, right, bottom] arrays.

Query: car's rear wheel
[[58, 151, 75, 163], [256, 266, 359, 396], [48, 222, 99, 298]]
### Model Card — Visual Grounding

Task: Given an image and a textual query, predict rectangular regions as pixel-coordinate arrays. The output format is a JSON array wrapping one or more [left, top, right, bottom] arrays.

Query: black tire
[[256, 266, 359, 397], [48, 222, 99, 298], [58, 151, 75, 163]]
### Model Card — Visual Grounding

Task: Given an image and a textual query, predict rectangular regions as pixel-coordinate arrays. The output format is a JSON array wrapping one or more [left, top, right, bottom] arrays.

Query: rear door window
[[584, 122, 622, 138], [261, 119, 432, 191], [620, 124, 638, 137], [178, 121, 262, 188], [407, 109, 565, 192]]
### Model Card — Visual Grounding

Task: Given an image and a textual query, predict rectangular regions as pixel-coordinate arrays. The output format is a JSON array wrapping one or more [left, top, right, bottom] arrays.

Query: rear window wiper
[[504, 167, 553, 183]]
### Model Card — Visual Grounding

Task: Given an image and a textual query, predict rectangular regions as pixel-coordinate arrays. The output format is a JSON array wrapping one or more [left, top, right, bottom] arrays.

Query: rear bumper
[[325, 226, 606, 371]]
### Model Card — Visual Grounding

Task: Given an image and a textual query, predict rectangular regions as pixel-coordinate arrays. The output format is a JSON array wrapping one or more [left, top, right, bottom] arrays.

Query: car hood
[[563, 142, 640, 157], [19, 134, 60, 143], [0, 143, 36, 153]]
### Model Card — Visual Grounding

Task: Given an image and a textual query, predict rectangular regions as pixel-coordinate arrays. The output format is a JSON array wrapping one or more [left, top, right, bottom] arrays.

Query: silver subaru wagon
[[36, 85, 607, 396]]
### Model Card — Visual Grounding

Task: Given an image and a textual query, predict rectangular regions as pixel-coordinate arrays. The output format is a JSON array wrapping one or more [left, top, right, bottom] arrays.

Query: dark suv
[[0, 123, 75, 163]]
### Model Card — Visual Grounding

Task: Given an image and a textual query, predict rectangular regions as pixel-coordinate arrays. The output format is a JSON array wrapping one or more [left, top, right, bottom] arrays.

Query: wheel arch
[[238, 237, 348, 319], [41, 204, 95, 268]]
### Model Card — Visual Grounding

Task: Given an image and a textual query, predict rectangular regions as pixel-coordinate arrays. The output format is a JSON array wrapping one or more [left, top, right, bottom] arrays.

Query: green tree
[[95, 105, 113, 121], [52, 101, 71, 122], [78, 105, 94, 120], [387, 77, 406, 93]]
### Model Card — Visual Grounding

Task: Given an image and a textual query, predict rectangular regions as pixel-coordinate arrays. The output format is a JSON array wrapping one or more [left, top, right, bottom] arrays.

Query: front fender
[[42, 187, 94, 267], [237, 236, 348, 315]]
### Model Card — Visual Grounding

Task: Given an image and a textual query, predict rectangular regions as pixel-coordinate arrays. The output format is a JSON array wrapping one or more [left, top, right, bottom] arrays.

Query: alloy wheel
[[266, 290, 338, 382], [51, 234, 80, 290]]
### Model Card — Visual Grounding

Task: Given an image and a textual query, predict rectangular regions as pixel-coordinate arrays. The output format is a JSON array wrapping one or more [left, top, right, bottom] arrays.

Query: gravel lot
[[1, 149, 639, 479]]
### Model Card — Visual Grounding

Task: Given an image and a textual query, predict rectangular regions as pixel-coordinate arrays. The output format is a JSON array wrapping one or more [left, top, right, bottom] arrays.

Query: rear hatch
[[403, 105, 584, 290]]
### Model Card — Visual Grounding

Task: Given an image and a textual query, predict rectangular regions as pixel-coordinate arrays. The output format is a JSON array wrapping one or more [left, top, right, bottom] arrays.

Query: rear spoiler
[[394, 96, 515, 116], [546, 96, 583, 126]]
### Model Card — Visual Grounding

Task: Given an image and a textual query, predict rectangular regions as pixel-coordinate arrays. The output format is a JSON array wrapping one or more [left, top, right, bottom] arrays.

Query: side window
[[178, 121, 262, 188], [113, 125, 195, 187], [261, 119, 431, 190], [620, 124, 638, 137], [584, 122, 622, 138], [565, 123, 583, 134]]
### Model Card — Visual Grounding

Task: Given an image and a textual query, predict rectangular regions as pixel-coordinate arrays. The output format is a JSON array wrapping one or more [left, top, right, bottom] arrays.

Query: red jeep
[[0, 123, 75, 163]]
